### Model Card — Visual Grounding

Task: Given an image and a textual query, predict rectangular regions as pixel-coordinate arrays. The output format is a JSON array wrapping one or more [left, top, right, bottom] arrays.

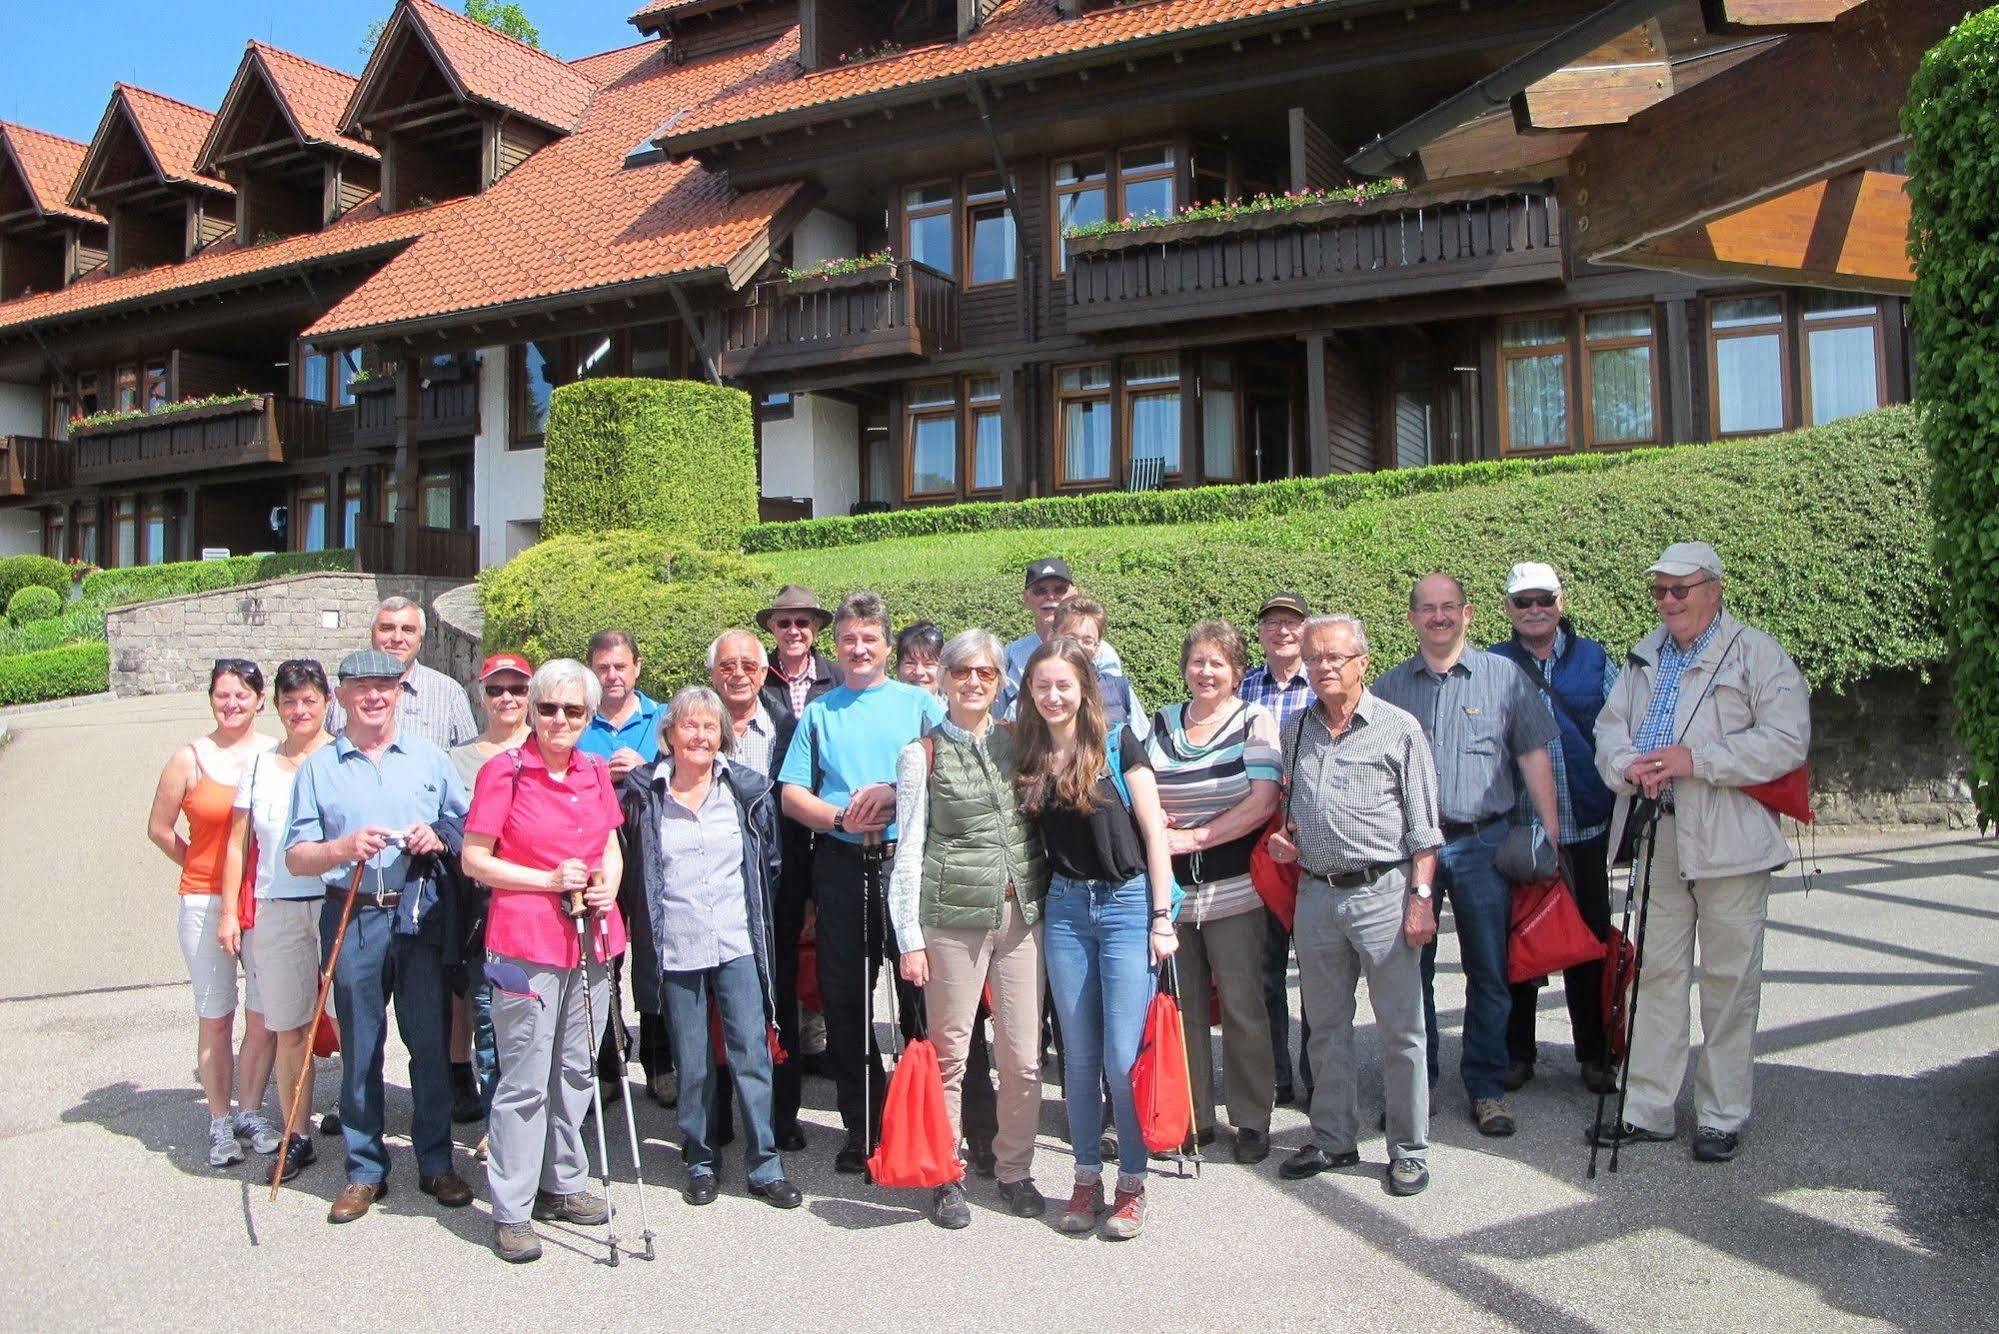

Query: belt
[[1310, 862, 1399, 890], [1440, 815, 1504, 842], [329, 885, 401, 909]]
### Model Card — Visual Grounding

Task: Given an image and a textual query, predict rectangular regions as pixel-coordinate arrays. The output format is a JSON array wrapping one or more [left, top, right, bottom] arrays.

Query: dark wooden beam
[[1511, 21, 1673, 132], [356, 93, 461, 128], [1416, 111, 1581, 184], [1623, 168, 1912, 291], [1699, 0, 1865, 31]]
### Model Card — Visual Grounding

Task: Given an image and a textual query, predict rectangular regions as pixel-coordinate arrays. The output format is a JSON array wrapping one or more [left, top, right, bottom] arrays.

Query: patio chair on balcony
[[1127, 456, 1166, 493]]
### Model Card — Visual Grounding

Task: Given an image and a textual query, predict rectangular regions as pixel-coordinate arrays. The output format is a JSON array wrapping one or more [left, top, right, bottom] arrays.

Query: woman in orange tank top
[[147, 659, 279, 1169]]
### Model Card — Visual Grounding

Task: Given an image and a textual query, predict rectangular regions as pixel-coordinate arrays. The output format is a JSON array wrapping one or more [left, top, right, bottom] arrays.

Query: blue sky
[[3, 1, 643, 144]]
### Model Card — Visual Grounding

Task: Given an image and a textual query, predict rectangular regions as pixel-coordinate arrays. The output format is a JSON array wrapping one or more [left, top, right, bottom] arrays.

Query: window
[[965, 175, 1016, 285], [862, 407, 892, 505], [757, 391, 794, 422], [1201, 356, 1238, 480], [112, 497, 135, 567], [341, 476, 364, 547], [903, 182, 956, 278], [420, 468, 455, 529], [968, 376, 1004, 493], [1582, 307, 1658, 446], [1057, 363, 1113, 484], [905, 381, 959, 498], [573, 333, 626, 381], [512, 338, 563, 444], [1118, 145, 1177, 223], [141, 496, 167, 565], [1801, 292, 1883, 425], [74, 508, 96, 565], [143, 361, 168, 410], [76, 373, 101, 418], [1395, 389, 1435, 469], [115, 366, 140, 413], [1709, 295, 1787, 436], [1124, 355, 1182, 476], [296, 484, 328, 552], [630, 323, 680, 379], [49, 388, 71, 438], [1501, 316, 1570, 451], [42, 510, 66, 562], [1053, 155, 1107, 273]]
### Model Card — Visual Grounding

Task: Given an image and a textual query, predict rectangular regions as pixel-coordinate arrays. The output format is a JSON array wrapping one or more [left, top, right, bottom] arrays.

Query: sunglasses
[[483, 682, 528, 698], [770, 617, 819, 631], [534, 702, 590, 721], [213, 657, 258, 675], [1508, 593, 1557, 610], [1650, 577, 1716, 603], [948, 665, 999, 684]]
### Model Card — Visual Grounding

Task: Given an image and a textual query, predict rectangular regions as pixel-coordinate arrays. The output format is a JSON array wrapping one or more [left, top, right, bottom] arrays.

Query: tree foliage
[[361, 2, 541, 56]]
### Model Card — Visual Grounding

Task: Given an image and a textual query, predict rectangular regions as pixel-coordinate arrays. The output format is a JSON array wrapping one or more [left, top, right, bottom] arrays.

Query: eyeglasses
[[483, 682, 528, 698], [1508, 593, 1557, 610], [1304, 652, 1366, 670], [534, 702, 590, 721], [713, 658, 763, 677], [1650, 578, 1716, 603], [1413, 602, 1466, 618], [770, 617, 818, 631], [948, 665, 999, 684]]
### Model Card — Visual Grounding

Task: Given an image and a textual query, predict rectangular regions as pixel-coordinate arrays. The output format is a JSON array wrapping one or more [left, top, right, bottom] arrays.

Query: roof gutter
[[1344, 0, 1682, 178]]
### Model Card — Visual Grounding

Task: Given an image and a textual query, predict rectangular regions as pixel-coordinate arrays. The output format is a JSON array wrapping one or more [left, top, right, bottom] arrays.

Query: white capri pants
[[177, 895, 258, 1021]]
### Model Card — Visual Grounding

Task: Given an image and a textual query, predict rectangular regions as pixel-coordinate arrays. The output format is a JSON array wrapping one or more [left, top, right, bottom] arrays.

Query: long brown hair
[[1013, 636, 1110, 816]]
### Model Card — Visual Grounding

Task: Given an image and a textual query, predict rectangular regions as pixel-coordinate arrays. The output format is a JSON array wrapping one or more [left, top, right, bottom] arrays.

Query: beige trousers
[[921, 899, 1045, 1184], [1624, 814, 1772, 1135], [1176, 903, 1275, 1137]]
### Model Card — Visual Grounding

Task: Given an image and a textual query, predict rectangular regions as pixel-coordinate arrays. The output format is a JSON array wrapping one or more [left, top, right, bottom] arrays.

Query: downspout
[[967, 77, 1037, 344]]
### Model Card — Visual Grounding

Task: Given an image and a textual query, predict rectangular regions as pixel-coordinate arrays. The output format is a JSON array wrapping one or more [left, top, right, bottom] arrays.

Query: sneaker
[[208, 1116, 245, 1168], [1386, 1157, 1430, 1197], [1472, 1097, 1517, 1138], [233, 1109, 283, 1155], [493, 1221, 542, 1264], [929, 1182, 971, 1230], [997, 1178, 1047, 1218], [533, 1188, 610, 1225], [1587, 1120, 1674, 1149], [1057, 1178, 1105, 1234], [1693, 1127, 1740, 1163], [1102, 1184, 1146, 1240], [278, 1134, 317, 1183]]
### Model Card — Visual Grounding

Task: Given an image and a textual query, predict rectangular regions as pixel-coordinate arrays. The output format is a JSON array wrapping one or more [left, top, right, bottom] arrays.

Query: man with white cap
[[1487, 562, 1620, 1094], [1589, 542, 1810, 1163]]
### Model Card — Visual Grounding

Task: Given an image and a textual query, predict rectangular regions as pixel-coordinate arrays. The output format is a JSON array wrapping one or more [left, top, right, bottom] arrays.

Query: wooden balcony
[[357, 519, 481, 580], [720, 259, 960, 376], [70, 395, 327, 486], [0, 435, 73, 498], [1064, 189, 1567, 332], [350, 371, 482, 450]]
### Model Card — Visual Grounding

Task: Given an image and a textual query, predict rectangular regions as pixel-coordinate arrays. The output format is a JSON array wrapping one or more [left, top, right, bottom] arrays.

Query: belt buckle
[[377, 890, 402, 909]]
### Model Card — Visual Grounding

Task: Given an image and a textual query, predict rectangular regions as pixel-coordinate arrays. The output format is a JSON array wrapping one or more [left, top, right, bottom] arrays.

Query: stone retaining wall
[[1807, 669, 1975, 829], [105, 573, 468, 697]]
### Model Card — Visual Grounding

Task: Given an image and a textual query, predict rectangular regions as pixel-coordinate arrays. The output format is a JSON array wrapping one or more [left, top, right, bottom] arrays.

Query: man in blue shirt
[[287, 650, 470, 1225], [780, 591, 945, 1172]]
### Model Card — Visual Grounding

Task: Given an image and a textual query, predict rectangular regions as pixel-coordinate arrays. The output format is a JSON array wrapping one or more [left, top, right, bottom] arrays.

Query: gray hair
[[707, 628, 764, 669], [834, 590, 891, 642], [1301, 613, 1370, 656], [527, 658, 602, 713], [940, 628, 1005, 677], [660, 684, 734, 755], [376, 595, 426, 636]]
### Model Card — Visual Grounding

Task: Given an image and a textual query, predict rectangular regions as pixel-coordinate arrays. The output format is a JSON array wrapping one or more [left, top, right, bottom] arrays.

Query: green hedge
[[741, 450, 1651, 553], [0, 603, 104, 658], [542, 378, 755, 550], [0, 640, 109, 706], [79, 549, 357, 608], [5, 586, 61, 625], [1907, 7, 1999, 827], [0, 554, 70, 609]]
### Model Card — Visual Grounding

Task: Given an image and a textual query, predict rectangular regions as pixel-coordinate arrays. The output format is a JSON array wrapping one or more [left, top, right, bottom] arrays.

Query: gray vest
[[918, 726, 1048, 929]]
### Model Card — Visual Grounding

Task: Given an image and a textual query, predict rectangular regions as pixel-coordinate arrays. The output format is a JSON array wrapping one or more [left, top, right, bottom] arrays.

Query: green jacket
[[890, 721, 1048, 939]]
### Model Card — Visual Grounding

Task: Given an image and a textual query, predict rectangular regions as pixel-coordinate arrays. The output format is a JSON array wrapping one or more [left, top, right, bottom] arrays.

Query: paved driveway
[[1, 692, 1994, 1330]]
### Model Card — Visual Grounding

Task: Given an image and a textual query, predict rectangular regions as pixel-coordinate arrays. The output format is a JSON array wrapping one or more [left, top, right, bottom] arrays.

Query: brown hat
[[755, 584, 833, 633]]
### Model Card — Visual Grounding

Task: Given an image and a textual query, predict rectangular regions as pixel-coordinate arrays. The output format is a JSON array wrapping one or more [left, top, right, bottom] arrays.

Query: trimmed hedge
[[741, 450, 1650, 553], [6, 586, 61, 625], [542, 378, 756, 550], [0, 554, 70, 609], [0, 603, 104, 658], [0, 640, 109, 706], [79, 549, 357, 608], [1907, 7, 1999, 827]]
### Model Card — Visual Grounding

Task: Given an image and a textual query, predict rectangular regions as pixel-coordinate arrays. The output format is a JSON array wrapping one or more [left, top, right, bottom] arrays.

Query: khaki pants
[[1624, 815, 1772, 1135], [921, 900, 1044, 1184], [1175, 904, 1275, 1136]]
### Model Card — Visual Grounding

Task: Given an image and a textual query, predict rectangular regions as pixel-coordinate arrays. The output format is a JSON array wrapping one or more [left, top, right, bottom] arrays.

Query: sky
[[1, 1, 644, 144]]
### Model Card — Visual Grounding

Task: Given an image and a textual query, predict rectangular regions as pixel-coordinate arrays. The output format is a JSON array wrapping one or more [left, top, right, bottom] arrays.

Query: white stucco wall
[[0, 380, 46, 554], [471, 344, 543, 570], [0, 507, 40, 556], [792, 209, 859, 269], [760, 392, 859, 520]]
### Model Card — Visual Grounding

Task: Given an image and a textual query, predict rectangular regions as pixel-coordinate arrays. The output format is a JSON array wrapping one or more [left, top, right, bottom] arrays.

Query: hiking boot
[[1587, 1120, 1673, 1149], [534, 1188, 609, 1225], [450, 1064, 483, 1123], [1472, 1097, 1517, 1138], [1693, 1127, 1740, 1163], [278, 1133, 317, 1183], [929, 1181, 971, 1230], [208, 1116, 245, 1168], [493, 1221, 542, 1263], [1503, 1059, 1535, 1092], [1386, 1157, 1430, 1197], [997, 1178, 1047, 1218], [232, 1109, 283, 1154], [1102, 1184, 1147, 1240], [1057, 1178, 1105, 1234]]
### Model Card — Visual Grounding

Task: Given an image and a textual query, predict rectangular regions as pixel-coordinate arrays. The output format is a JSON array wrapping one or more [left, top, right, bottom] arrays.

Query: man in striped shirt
[[326, 595, 477, 749]]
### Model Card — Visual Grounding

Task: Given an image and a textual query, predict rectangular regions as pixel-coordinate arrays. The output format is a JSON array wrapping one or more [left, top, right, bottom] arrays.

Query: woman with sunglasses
[[147, 658, 281, 1169], [460, 659, 624, 1264], [889, 630, 1048, 1228]]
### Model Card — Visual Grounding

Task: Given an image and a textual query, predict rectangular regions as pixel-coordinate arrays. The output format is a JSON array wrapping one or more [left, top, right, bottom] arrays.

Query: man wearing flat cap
[[286, 650, 472, 1223], [1590, 542, 1810, 1164]]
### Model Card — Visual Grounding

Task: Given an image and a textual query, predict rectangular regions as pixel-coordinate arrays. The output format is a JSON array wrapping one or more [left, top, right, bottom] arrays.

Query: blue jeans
[[1043, 872, 1156, 1179], [1420, 821, 1514, 1102], [322, 901, 453, 1184], [663, 954, 782, 1187]]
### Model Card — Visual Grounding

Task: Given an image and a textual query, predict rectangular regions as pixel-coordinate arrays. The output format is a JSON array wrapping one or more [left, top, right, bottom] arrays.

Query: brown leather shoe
[[420, 1171, 474, 1208], [328, 1181, 385, 1224]]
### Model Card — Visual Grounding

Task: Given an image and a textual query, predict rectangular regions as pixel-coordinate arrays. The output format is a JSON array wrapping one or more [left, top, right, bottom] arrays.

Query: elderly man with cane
[[1588, 542, 1809, 1164], [286, 650, 471, 1225]]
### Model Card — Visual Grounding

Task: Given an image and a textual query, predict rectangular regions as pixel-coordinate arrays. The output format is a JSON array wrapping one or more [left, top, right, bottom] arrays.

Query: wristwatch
[[1411, 883, 1434, 901], [832, 807, 847, 834]]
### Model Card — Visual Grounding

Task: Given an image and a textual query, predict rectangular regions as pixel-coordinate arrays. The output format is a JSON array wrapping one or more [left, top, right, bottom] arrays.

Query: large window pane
[[1716, 334, 1784, 433], [303, 352, 330, 404], [518, 340, 559, 438], [299, 494, 327, 552], [1202, 385, 1237, 479], [1130, 392, 1180, 473], [1505, 352, 1567, 449], [910, 415, 957, 495], [969, 205, 1016, 283], [907, 213, 954, 275], [1062, 399, 1112, 483], [1808, 324, 1881, 424], [1122, 174, 1174, 222], [575, 335, 620, 380], [1589, 345, 1655, 443], [421, 471, 454, 528], [971, 408, 1003, 491], [1395, 389, 1434, 469]]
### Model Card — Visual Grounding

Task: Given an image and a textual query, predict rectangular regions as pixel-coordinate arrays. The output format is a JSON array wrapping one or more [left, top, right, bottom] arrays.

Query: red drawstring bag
[[1743, 765, 1814, 823], [312, 1009, 340, 1058], [796, 939, 823, 1013], [866, 1038, 962, 1188], [1131, 989, 1194, 1154], [1602, 925, 1637, 1067], [1249, 812, 1301, 931], [1507, 877, 1606, 984]]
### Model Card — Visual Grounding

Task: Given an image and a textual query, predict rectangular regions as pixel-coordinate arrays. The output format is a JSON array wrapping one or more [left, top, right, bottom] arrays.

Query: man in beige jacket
[[1589, 542, 1810, 1163]]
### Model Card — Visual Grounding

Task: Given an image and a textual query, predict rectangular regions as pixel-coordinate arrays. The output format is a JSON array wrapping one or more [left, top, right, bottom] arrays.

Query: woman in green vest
[[891, 628, 1050, 1230]]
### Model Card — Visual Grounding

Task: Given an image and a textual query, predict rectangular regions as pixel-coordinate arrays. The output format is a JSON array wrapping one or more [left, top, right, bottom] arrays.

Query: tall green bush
[[0, 640, 108, 706], [1906, 5, 1999, 827], [541, 379, 756, 550], [0, 554, 69, 609], [6, 586, 61, 625], [79, 549, 356, 608]]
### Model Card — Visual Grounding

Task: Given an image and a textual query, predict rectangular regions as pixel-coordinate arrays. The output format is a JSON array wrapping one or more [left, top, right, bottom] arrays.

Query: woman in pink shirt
[[461, 659, 624, 1265]]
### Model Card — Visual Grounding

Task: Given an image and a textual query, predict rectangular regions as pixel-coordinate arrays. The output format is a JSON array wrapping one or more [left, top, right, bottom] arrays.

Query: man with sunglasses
[[1487, 563, 1621, 1095], [1589, 542, 1809, 1164]]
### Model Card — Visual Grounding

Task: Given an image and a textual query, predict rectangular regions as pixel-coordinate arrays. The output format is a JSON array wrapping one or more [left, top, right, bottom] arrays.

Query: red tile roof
[[309, 39, 801, 340], [629, 0, 745, 26], [113, 85, 233, 195], [0, 123, 102, 225], [247, 42, 376, 160], [658, 0, 1345, 146], [350, 0, 596, 136]]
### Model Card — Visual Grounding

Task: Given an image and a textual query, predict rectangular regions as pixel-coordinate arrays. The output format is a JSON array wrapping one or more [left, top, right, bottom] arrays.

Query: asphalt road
[[1, 692, 1994, 1331]]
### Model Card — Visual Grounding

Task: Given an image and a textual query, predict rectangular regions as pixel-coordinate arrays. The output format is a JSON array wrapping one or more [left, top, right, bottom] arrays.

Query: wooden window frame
[[340, 475, 365, 548], [1799, 296, 1887, 426], [1115, 142, 1179, 224], [1198, 355, 1242, 482], [901, 180, 958, 280], [1054, 361, 1115, 489], [510, 338, 566, 448], [42, 509, 67, 562], [140, 495, 168, 566], [902, 378, 961, 501], [76, 371, 101, 418], [114, 365, 140, 413], [1497, 310, 1576, 456], [295, 482, 329, 553], [1051, 153, 1109, 275], [1121, 353, 1185, 482], [963, 175, 1017, 288], [142, 360, 168, 410], [418, 466, 457, 530], [965, 375, 1005, 496], [571, 330, 631, 382], [74, 506, 97, 565], [1579, 303, 1662, 449], [1706, 291, 1792, 439]]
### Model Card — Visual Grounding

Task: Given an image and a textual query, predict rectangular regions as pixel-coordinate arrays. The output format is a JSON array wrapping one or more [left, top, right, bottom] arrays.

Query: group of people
[[148, 538, 1810, 1256]]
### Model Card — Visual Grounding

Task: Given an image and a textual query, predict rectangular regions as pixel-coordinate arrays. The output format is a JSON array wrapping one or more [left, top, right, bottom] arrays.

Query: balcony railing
[[720, 259, 961, 376], [351, 371, 482, 449], [0, 435, 74, 498], [1064, 189, 1566, 332], [70, 395, 327, 486], [357, 519, 481, 580]]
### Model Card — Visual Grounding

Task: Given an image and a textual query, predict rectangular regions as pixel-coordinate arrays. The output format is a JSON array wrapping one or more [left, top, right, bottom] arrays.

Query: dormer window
[[199, 43, 380, 240], [798, 0, 957, 71], [0, 122, 107, 298], [633, 0, 799, 63], [69, 86, 234, 274]]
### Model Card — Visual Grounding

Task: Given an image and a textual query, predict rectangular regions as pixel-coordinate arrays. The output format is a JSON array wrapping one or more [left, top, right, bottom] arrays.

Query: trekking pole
[[597, 898, 654, 1261], [861, 833, 883, 1181], [269, 861, 365, 1201], [1167, 954, 1202, 1181], [1589, 799, 1661, 1180], [571, 889, 620, 1266]]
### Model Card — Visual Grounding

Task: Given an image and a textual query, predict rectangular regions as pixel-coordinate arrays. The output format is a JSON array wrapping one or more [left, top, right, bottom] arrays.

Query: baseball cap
[[1257, 592, 1310, 619], [338, 649, 405, 681], [1504, 562, 1562, 596], [478, 652, 533, 681], [1647, 542, 1724, 579], [1024, 557, 1074, 589]]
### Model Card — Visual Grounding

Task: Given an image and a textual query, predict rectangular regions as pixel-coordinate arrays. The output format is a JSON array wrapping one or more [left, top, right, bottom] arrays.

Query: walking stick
[[1166, 953, 1202, 1180], [269, 862, 365, 1201], [598, 909, 655, 1261], [1589, 798, 1662, 1180], [571, 889, 621, 1266]]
